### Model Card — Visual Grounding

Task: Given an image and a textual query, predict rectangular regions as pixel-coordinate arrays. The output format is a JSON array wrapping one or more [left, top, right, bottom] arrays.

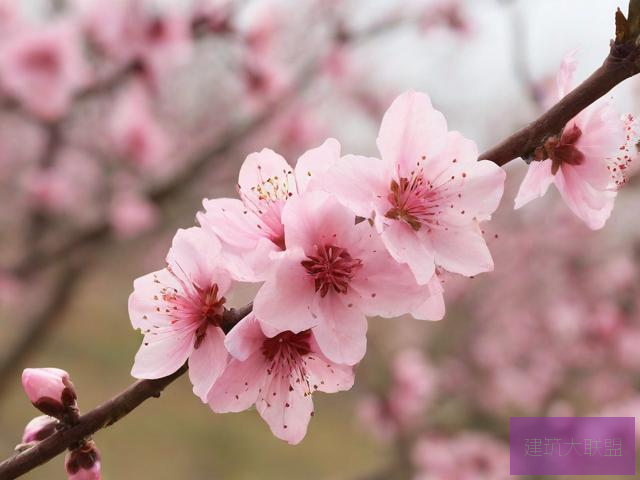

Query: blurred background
[[1, 0, 640, 478]]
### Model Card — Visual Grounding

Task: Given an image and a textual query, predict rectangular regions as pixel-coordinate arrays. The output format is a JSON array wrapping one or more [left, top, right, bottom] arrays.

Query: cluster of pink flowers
[[128, 90, 506, 444]]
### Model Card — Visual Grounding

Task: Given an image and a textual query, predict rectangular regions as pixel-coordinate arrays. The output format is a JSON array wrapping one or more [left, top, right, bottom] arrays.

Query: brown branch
[[480, 38, 640, 165], [0, 303, 253, 480], [5, 7, 640, 479]]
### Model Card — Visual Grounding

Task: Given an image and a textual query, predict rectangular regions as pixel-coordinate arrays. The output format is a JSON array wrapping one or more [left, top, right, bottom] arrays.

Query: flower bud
[[21, 415, 58, 443], [21, 368, 77, 418], [65, 442, 101, 480]]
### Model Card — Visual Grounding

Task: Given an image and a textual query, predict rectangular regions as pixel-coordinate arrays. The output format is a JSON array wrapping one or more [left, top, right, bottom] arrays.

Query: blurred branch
[[0, 263, 82, 398], [480, 6, 640, 164], [0, 303, 253, 480]]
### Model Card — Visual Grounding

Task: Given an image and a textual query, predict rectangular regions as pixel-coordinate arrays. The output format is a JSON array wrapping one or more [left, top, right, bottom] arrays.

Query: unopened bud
[[65, 442, 101, 480], [21, 415, 58, 443], [21, 368, 77, 419]]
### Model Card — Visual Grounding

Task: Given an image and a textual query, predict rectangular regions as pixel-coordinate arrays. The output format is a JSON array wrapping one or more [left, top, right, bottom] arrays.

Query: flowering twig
[[0, 303, 252, 480], [481, 6, 640, 164]]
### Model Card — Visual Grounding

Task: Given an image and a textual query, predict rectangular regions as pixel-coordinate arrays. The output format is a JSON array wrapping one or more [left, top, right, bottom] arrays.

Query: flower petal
[[188, 325, 228, 402], [514, 159, 554, 210], [294, 138, 341, 193], [208, 352, 266, 413]]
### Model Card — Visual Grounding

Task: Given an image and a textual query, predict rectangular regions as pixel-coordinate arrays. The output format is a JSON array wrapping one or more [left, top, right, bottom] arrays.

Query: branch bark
[[0, 303, 253, 480], [480, 40, 640, 164], [3, 5, 640, 480]]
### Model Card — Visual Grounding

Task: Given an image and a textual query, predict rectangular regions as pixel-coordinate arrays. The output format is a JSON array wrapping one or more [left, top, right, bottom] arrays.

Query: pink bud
[[21, 415, 58, 443], [21, 368, 77, 418], [65, 442, 101, 480]]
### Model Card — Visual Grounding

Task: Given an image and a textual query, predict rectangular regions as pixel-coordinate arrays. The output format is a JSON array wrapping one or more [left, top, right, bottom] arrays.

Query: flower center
[[384, 171, 454, 232], [538, 124, 585, 174], [193, 284, 226, 348], [261, 330, 311, 362], [301, 245, 362, 297], [21, 48, 60, 76]]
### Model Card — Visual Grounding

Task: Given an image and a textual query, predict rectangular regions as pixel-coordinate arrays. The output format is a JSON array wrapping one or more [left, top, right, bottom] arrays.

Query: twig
[[0, 304, 253, 480]]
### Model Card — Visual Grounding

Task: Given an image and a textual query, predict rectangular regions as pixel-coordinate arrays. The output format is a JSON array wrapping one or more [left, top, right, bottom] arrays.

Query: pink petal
[[555, 165, 616, 230], [208, 352, 266, 413], [377, 91, 448, 177], [188, 325, 228, 402], [410, 275, 446, 321], [198, 197, 264, 250], [253, 250, 317, 333], [379, 220, 436, 285], [128, 269, 181, 331], [256, 369, 314, 445], [294, 138, 341, 193], [513, 159, 554, 209], [281, 191, 360, 253], [305, 339, 355, 394], [167, 227, 231, 294], [238, 148, 296, 204], [224, 314, 266, 361], [316, 154, 390, 219], [556, 50, 577, 100], [131, 327, 195, 379], [428, 224, 494, 276], [313, 294, 367, 365], [349, 226, 438, 318]]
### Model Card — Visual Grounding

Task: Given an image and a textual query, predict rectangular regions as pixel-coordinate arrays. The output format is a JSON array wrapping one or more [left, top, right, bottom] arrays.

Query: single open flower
[[317, 90, 505, 284], [208, 314, 354, 445], [21, 368, 77, 419], [129, 227, 235, 401], [514, 52, 636, 230]]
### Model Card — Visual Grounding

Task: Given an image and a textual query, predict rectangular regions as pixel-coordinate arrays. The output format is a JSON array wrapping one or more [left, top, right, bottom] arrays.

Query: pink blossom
[[21, 368, 77, 419], [253, 190, 445, 365], [65, 442, 101, 480], [387, 349, 436, 427], [318, 90, 505, 284], [413, 433, 510, 480], [109, 190, 159, 239], [110, 83, 169, 170], [21, 415, 57, 443], [198, 139, 341, 281], [514, 53, 636, 230], [0, 23, 88, 119], [208, 314, 354, 445], [128, 227, 234, 401]]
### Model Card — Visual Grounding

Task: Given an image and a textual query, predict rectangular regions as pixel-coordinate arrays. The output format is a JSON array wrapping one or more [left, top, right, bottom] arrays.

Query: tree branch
[[0, 303, 253, 480], [480, 37, 640, 164]]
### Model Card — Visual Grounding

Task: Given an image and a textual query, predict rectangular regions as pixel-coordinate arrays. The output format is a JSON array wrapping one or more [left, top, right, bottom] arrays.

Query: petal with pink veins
[[377, 90, 448, 176], [294, 138, 341, 193], [514, 159, 554, 210], [312, 294, 367, 366], [428, 224, 494, 277], [188, 325, 228, 402], [208, 352, 267, 413]]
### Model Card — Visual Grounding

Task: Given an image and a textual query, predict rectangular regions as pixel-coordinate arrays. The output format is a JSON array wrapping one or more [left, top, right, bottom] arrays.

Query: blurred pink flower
[[515, 52, 636, 229], [319, 90, 505, 284], [254, 191, 445, 365], [109, 190, 159, 239], [198, 139, 341, 282], [388, 349, 436, 426], [21, 368, 77, 419], [129, 227, 234, 401], [413, 433, 511, 480], [65, 442, 101, 480], [110, 83, 169, 170], [21, 415, 57, 443], [208, 314, 354, 445], [0, 23, 88, 119]]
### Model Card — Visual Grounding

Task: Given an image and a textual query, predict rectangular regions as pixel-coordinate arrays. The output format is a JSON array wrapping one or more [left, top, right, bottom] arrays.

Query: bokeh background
[[1, 0, 640, 478]]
